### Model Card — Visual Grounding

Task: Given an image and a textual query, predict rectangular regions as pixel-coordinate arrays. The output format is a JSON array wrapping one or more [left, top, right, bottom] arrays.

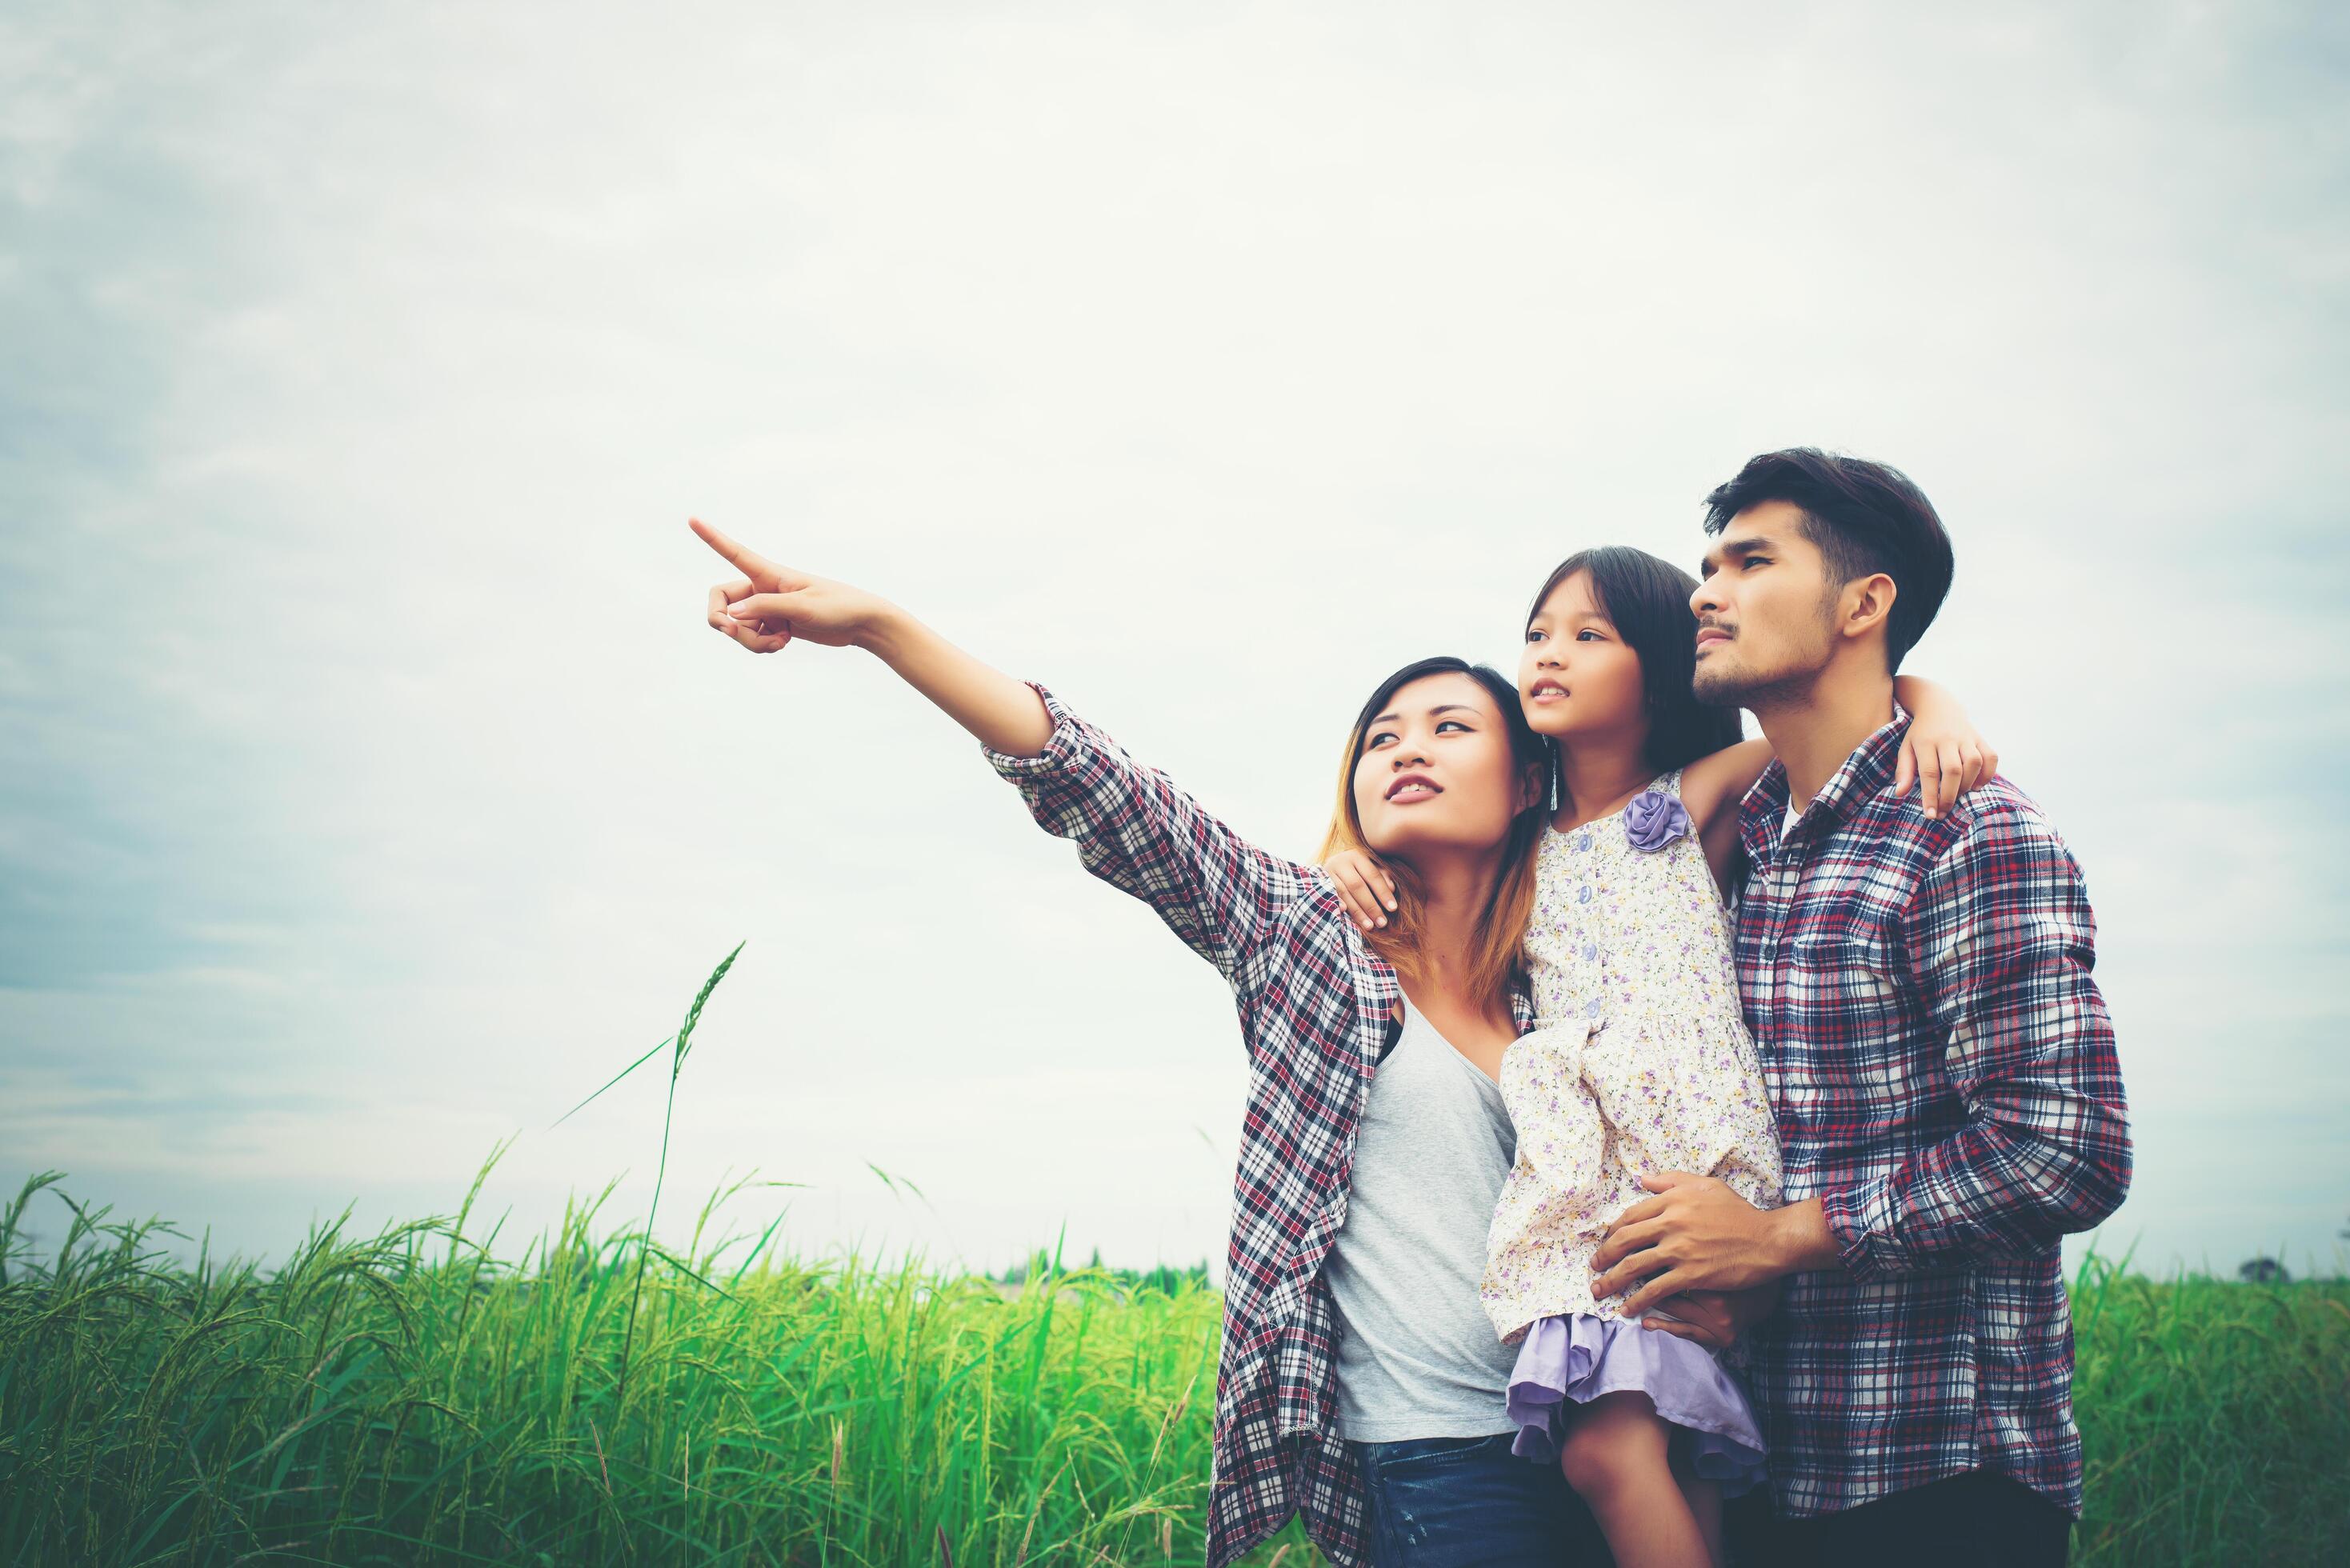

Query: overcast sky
[[4, 1, 2345, 1280]]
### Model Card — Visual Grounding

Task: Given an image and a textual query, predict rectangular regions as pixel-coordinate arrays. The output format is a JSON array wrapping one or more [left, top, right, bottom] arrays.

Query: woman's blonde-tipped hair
[[1319, 658, 1550, 1013]]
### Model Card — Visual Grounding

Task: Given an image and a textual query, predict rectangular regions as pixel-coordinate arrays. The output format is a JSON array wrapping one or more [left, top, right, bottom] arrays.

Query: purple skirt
[[1504, 1312, 1768, 1496]]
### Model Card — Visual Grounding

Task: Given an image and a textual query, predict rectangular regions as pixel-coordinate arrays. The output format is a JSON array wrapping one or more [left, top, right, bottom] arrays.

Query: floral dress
[[1480, 769, 1783, 1476]]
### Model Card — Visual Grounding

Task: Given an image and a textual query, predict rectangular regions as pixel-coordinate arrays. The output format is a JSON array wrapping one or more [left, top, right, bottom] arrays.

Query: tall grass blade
[[614, 942, 746, 1409], [551, 1036, 676, 1130]]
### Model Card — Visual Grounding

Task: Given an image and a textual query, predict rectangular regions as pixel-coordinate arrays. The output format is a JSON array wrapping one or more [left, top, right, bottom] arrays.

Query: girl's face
[[1519, 570, 1649, 746], [1351, 672, 1538, 862]]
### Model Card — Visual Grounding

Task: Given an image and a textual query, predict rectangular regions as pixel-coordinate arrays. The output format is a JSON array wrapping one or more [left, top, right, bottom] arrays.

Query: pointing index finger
[[689, 518, 776, 579]]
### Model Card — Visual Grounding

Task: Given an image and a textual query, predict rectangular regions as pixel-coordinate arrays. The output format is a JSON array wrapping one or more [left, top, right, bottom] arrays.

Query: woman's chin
[[1359, 823, 1419, 862], [1364, 820, 1476, 863]]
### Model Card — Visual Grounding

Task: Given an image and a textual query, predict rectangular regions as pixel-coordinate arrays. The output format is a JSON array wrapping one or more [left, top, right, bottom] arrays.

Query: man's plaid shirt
[[987, 686, 1533, 1568], [1733, 706, 2131, 1519]]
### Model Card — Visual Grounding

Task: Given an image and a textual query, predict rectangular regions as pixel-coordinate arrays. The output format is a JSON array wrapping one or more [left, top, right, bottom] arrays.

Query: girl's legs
[[1557, 1391, 1715, 1568], [1669, 1434, 1725, 1565]]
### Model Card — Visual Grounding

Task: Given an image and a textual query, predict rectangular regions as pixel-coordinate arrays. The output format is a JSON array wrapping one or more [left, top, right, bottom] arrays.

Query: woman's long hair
[[1528, 546, 1744, 782], [1316, 657, 1551, 1011]]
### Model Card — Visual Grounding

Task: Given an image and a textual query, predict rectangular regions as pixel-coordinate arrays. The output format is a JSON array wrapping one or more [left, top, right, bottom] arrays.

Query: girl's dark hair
[[1320, 656, 1551, 1009], [1528, 547, 1744, 774]]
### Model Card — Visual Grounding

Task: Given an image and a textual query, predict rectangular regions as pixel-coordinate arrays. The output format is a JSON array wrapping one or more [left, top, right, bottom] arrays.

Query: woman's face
[[1351, 672, 1538, 862], [1519, 570, 1648, 744]]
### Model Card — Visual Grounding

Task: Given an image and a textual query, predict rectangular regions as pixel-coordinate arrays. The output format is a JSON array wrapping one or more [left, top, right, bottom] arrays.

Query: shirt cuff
[[980, 682, 1084, 778], [1819, 1174, 1908, 1281]]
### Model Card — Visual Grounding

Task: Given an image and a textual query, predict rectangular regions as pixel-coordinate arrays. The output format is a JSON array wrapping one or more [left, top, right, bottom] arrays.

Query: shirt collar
[[1737, 759, 1793, 866], [1741, 702, 1912, 861]]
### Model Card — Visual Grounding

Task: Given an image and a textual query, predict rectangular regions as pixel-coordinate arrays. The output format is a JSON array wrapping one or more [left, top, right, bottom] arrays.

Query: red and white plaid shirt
[[987, 686, 1533, 1568], [1732, 707, 2132, 1518]]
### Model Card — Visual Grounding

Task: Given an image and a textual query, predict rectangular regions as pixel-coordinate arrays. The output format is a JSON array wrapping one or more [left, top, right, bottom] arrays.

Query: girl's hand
[[692, 518, 897, 654], [1891, 681, 1999, 821], [1322, 849, 1397, 932]]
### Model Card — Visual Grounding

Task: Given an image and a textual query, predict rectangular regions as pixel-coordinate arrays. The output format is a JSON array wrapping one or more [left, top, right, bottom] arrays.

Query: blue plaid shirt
[[1733, 707, 2131, 1518]]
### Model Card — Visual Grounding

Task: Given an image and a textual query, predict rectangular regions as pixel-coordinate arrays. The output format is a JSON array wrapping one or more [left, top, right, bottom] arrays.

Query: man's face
[[1690, 499, 1840, 706]]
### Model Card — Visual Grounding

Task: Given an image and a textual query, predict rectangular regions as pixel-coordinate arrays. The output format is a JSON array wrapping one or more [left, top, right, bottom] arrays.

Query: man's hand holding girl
[[1591, 1171, 1841, 1319]]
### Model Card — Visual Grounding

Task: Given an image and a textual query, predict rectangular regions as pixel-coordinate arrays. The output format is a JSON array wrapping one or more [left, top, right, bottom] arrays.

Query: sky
[[3, 0, 2345, 1282]]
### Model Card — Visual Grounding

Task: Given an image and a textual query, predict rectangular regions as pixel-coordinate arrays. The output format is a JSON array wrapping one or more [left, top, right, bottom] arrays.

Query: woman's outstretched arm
[[695, 518, 1053, 755], [692, 518, 1313, 987]]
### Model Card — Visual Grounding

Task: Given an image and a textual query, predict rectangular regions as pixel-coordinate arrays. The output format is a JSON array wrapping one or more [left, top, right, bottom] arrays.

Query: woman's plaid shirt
[[1732, 708, 2131, 1519], [986, 686, 1530, 1568]]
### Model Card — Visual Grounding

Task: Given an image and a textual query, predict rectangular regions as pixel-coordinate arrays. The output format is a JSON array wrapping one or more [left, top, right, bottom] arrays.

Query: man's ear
[[1840, 573, 1898, 646]]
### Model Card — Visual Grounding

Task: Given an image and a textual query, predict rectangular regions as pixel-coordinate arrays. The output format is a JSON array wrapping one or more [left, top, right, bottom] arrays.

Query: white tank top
[[1322, 999, 1522, 1442]]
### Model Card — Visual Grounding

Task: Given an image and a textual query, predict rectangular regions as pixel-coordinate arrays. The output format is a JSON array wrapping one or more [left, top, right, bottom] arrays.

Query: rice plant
[[2070, 1251, 2350, 1564], [1, 1173, 2341, 1566], [0, 942, 2337, 1563], [0, 1168, 1242, 1566], [550, 940, 747, 1406]]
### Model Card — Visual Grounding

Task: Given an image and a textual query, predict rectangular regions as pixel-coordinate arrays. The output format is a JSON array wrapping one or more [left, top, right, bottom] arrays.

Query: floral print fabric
[[1482, 768, 1784, 1342]]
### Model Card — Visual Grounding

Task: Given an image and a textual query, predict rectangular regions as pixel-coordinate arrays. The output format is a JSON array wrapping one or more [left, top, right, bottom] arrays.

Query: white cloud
[[2, 0, 2346, 1278]]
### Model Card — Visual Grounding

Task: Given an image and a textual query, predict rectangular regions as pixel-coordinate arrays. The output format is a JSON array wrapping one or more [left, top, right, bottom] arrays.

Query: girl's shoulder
[[1531, 774, 1727, 923], [1541, 773, 1688, 855]]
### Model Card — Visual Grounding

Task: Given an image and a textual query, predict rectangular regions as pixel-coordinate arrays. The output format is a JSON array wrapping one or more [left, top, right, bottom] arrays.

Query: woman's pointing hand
[[689, 519, 1048, 754], [691, 518, 895, 654]]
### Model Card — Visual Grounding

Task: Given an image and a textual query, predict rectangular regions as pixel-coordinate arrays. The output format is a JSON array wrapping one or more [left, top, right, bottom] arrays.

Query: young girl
[[1324, 546, 1994, 1568]]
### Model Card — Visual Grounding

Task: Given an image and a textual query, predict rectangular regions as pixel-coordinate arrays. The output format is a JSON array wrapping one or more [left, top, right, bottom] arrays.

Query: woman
[[690, 520, 1984, 1567]]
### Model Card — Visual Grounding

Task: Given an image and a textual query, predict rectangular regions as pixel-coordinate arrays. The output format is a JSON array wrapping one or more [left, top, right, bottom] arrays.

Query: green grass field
[[2, 1171, 2342, 1566]]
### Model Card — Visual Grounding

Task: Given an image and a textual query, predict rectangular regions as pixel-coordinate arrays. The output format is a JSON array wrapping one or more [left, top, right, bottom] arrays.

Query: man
[[1587, 449, 2132, 1566]]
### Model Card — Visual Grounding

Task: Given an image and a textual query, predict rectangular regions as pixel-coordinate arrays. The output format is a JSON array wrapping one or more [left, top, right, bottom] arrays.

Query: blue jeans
[[1355, 1433, 1611, 1567]]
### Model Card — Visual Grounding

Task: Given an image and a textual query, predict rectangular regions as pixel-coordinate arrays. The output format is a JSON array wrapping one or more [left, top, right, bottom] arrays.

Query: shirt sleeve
[[1820, 798, 2133, 1280], [1586, 1029, 1784, 1214], [983, 683, 1317, 988]]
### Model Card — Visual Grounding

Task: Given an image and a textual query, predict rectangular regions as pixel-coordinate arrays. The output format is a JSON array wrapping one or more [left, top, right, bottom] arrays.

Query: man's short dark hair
[[1701, 448, 1955, 671]]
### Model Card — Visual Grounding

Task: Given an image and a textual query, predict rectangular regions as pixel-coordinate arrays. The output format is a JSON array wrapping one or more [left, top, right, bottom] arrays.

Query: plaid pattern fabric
[[1732, 706, 2132, 1519], [986, 686, 1531, 1568]]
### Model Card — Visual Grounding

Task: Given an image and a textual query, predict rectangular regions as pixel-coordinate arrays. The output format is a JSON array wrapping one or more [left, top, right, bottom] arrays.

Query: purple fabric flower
[[1623, 790, 1693, 853]]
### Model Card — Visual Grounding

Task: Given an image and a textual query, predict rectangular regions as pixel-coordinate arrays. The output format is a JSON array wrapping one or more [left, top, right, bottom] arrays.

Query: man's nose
[[1691, 577, 1722, 618]]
